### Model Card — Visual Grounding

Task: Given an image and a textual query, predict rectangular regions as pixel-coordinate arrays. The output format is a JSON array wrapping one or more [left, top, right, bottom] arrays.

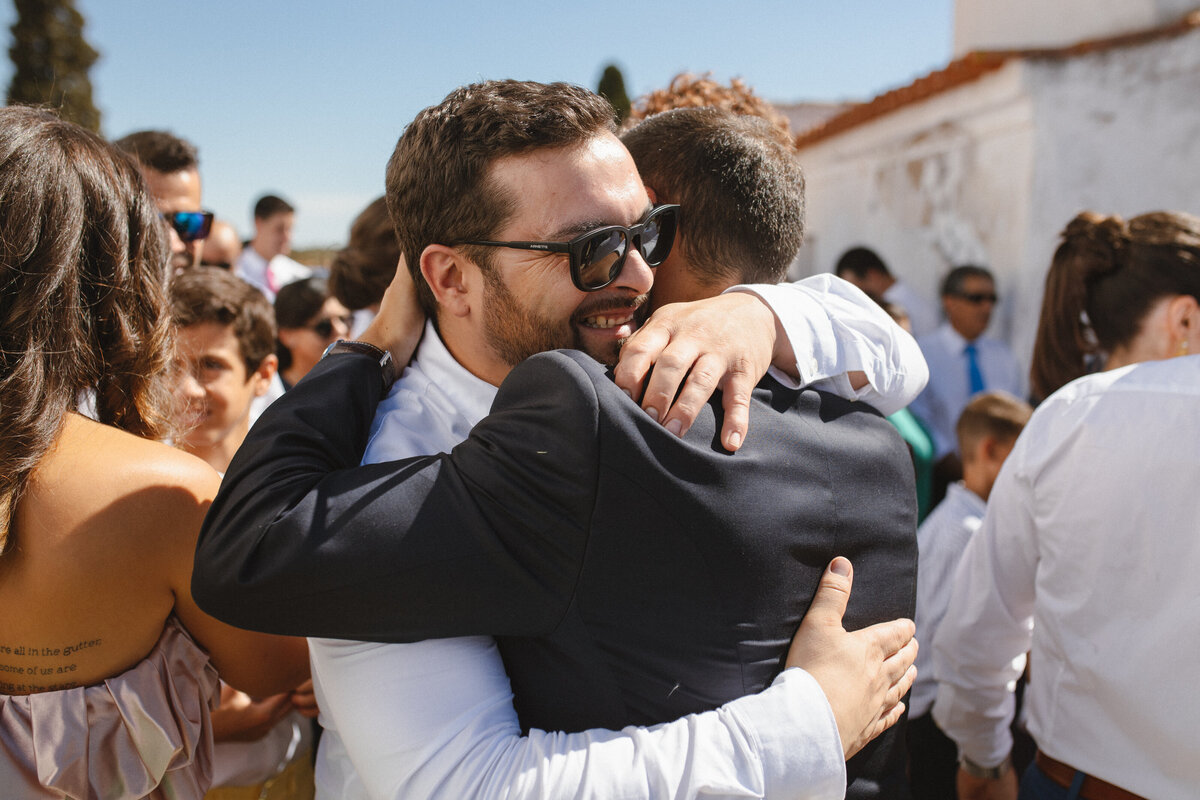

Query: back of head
[[254, 194, 294, 221], [0, 107, 173, 550], [626, 72, 795, 150], [836, 246, 890, 281], [328, 196, 401, 310], [113, 129, 198, 174], [170, 267, 276, 374], [385, 79, 617, 315], [956, 391, 1032, 458], [1030, 211, 1200, 400], [621, 107, 805, 287]]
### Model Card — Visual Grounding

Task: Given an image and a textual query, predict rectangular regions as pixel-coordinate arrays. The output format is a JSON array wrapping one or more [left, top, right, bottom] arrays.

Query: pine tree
[[7, 0, 101, 132], [597, 64, 631, 125]]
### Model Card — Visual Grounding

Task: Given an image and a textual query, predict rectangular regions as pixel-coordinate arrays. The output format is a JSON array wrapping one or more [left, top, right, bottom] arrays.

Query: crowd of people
[[0, 70, 1196, 800]]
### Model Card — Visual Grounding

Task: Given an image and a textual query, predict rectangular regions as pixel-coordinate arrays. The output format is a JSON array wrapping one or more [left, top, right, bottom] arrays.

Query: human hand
[[289, 678, 320, 719], [359, 255, 425, 365], [957, 767, 1018, 800], [613, 292, 777, 451], [211, 684, 295, 743], [785, 557, 918, 759]]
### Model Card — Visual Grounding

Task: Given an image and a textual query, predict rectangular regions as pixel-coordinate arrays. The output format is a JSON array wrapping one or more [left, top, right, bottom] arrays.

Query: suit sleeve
[[192, 351, 602, 642]]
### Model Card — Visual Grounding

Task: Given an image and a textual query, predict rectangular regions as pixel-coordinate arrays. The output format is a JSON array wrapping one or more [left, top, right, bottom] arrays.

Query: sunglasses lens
[[638, 207, 677, 266], [168, 212, 214, 242], [577, 229, 628, 289], [313, 319, 334, 338]]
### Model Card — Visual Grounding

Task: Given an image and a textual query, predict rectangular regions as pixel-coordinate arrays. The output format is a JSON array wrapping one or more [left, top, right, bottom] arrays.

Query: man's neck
[[435, 313, 510, 388], [250, 239, 277, 262]]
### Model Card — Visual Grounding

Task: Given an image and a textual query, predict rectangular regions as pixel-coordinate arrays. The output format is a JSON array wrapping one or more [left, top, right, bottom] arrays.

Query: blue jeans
[[1019, 761, 1086, 800]]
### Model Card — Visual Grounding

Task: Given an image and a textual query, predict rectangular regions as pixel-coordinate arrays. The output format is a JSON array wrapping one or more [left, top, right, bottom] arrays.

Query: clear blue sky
[[0, 0, 953, 247]]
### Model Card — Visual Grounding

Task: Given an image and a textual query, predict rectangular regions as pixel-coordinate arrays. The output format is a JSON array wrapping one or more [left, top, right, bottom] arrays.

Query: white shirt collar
[[409, 320, 498, 427]]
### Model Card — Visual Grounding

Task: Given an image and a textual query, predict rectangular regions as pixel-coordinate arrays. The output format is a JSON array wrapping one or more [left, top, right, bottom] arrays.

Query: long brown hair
[[1030, 211, 1200, 401], [0, 107, 176, 553]]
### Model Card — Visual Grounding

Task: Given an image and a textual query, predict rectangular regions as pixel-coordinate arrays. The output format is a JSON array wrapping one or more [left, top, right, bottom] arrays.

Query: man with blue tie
[[909, 265, 1023, 500]]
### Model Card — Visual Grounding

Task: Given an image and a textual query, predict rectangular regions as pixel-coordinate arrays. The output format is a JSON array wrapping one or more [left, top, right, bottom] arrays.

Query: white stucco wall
[[1013, 27, 1200, 365], [793, 61, 1036, 353]]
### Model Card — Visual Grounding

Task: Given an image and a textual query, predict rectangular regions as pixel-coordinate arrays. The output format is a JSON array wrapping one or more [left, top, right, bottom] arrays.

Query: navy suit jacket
[[195, 349, 918, 798]]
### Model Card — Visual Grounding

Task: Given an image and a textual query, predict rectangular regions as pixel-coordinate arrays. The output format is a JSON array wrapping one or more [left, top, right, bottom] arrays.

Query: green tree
[[7, 0, 101, 132], [597, 63, 631, 125]]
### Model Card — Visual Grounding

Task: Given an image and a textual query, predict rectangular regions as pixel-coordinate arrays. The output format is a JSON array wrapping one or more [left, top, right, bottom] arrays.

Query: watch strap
[[321, 339, 396, 392]]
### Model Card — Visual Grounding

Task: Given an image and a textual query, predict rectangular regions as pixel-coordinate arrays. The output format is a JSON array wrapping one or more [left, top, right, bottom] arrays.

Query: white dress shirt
[[932, 355, 1200, 800], [909, 323, 1023, 459], [312, 276, 927, 799], [235, 247, 313, 302], [908, 482, 987, 719]]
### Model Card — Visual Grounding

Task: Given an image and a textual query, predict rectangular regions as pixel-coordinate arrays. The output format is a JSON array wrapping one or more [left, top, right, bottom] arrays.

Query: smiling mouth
[[579, 309, 638, 330]]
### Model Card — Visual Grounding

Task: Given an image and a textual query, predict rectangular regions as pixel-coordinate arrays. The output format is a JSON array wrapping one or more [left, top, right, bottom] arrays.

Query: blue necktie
[[965, 342, 986, 396]]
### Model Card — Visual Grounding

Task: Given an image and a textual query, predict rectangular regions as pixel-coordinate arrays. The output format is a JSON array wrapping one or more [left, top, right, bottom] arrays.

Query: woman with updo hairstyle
[[274, 276, 352, 389], [1030, 210, 1200, 402], [931, 210, 1200, 800], [0, 107, 308, 798]]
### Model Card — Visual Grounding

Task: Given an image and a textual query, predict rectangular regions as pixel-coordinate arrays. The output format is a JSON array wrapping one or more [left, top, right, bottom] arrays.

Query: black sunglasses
[[461, 204, 680, 292], [954, 292, 999, 305], [162, 211, 215, 243], [310, 315, 353, 339]]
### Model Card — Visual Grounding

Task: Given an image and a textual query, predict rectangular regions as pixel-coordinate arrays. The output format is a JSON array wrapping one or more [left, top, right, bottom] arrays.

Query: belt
[[1035, 751, 1145, 800]]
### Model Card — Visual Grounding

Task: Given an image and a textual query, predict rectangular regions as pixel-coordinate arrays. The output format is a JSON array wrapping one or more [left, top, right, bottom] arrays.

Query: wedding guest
[[274, 277, 352, 389]]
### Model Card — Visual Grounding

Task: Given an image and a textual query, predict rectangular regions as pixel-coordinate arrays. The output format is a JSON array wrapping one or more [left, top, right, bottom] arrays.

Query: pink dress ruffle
[[0, 617, 220, 799]]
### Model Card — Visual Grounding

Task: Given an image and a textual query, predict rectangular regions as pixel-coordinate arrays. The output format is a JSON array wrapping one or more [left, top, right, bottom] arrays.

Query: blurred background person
[[201, 219, 245, 269], [933, 211, 1200, 800], [327, 196, 401, 337], [0, 106, 309, 799], [273, 276, 351, 390], [836, 247, 939, 338], [237, 194, 312, 301]]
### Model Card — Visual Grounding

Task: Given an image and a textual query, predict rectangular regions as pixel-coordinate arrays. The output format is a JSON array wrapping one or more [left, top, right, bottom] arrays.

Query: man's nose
[[614, 249, 655, 296], [179, 370, 205, 402]]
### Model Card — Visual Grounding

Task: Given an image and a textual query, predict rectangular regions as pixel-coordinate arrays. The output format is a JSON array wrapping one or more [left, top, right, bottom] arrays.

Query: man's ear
[[250, 353, 278, 397], [1166, 294, 1199, 351], [420, 244, 476, 318]]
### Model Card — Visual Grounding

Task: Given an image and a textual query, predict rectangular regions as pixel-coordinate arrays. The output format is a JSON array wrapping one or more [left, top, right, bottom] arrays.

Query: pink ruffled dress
[[0, 617, 220, 799]]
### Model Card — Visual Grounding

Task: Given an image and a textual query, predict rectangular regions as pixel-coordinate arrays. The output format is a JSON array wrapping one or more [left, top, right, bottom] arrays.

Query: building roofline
[[793, 10, 1200, 150]]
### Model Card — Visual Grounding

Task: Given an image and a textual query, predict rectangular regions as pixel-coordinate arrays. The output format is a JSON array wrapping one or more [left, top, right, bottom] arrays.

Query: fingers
[[716, 366, 755, 451], [658, 352, 725, 437], [802, 557, 854, 629], [858, 616, 917, 661], [613, 323, 670, 402]]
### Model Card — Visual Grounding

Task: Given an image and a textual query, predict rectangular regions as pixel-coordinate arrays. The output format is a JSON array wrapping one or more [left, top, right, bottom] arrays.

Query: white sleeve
[[310, 635, 845, 800], [930, 449, 1037, 767], [728, 275, 928, 416]]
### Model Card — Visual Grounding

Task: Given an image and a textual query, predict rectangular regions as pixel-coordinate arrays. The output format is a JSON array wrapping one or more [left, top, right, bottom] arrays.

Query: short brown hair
[[113, 129, 198, 173], [956, 391, 1032, 458], [384, 80, 617, 315], [622, 107, 805, 287], [170, 268, 276, 376]]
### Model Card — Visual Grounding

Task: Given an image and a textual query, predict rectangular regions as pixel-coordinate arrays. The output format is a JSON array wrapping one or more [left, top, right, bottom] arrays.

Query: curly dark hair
[[0, 107, 176, 553]]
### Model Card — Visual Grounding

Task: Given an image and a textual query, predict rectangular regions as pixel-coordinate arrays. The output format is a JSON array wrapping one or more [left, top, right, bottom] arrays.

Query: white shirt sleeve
[[728, 274, 929, 416], [310, 635, 845, 800], [930, 448, 1037, 767]]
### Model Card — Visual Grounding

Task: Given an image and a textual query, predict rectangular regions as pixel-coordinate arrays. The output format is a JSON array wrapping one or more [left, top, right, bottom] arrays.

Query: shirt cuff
[[726, 668, 846, 800]]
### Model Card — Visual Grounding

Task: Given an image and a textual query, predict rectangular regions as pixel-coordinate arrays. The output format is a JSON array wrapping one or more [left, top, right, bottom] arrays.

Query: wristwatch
[[959, 755, 1011, 780], [321, 339, 396, 392]]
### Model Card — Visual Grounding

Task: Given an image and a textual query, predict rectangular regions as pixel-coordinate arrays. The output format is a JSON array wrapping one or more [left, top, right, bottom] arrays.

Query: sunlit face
[[255, 211, 294, 258], [175, 321, 269, 457], [278, 296, 353, 381], [143, 166, 204, 270], [943, 275, 997, 341], [476, 133, 654, 371]]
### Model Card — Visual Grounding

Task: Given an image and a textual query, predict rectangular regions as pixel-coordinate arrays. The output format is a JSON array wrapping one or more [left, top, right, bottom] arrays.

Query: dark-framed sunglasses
[[954, 291, 999, 305], [310, 315, 354, 339], [461, 204, 680, 292], [162, 211, 215, 242]]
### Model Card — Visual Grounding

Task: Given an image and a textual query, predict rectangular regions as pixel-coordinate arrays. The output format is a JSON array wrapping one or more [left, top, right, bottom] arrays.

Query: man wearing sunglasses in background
[[196, 80, 925, 799], [908, 265, 1023, 504], [115, 130, 216, 270]]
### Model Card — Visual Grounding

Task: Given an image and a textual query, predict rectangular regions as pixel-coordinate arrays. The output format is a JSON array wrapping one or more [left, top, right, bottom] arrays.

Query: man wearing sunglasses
[[196, 81, 926, 799], [115, 130, 216, 271], [909, 265, 1024, 502]]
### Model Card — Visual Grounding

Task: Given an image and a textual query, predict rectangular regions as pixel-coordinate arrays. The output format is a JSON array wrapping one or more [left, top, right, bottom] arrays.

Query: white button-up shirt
[[932, 355, 1200, 800]]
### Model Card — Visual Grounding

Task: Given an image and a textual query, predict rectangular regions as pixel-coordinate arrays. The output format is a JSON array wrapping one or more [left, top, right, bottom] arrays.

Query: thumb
[[804, 557, 853, 628]]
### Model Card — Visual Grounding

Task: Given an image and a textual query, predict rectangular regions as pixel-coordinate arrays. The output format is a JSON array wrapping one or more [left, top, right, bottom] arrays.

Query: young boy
[[907, 391, 1033, 800], [170, 267, 278, 473]]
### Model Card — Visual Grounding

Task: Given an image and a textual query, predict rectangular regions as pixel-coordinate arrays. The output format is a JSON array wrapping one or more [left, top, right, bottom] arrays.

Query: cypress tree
[[7, 0, 101, 132], [597, 64, 631, 125]]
